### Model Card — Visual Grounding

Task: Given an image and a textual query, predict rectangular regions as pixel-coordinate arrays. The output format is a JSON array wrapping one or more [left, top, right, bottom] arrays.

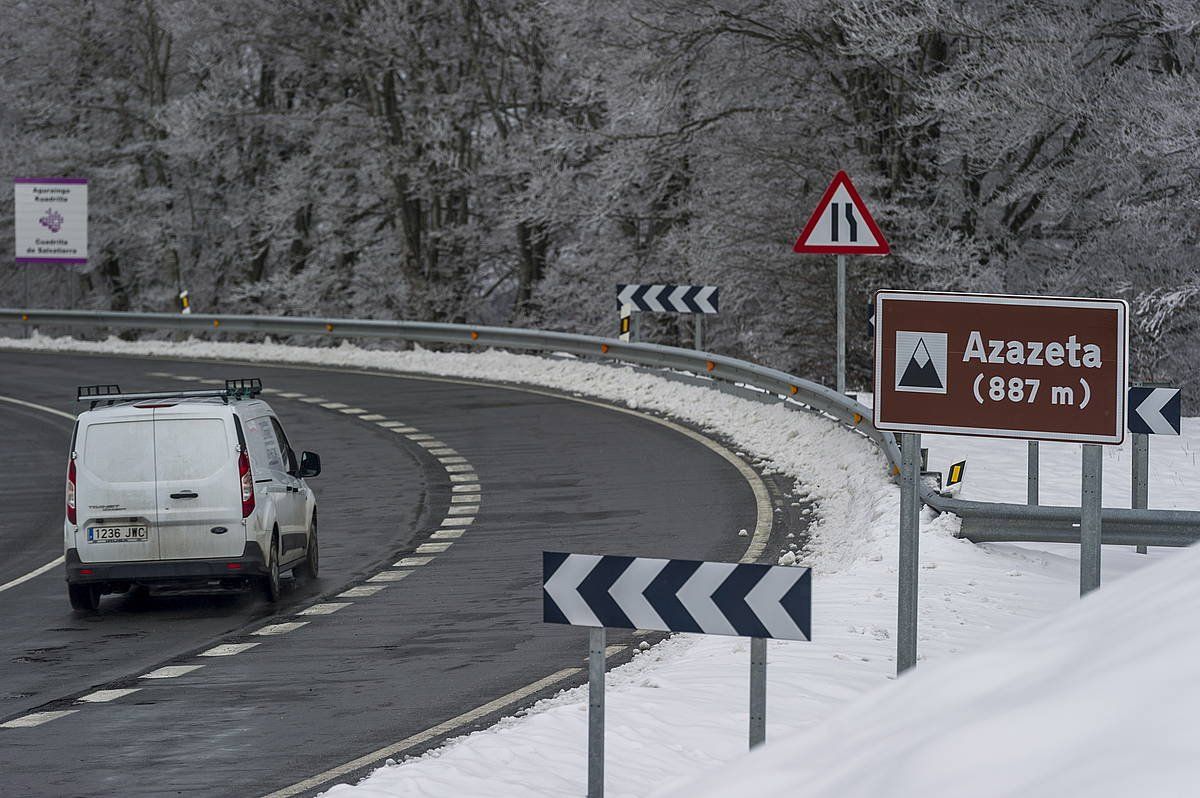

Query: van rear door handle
[[170, 491, 199, 499]]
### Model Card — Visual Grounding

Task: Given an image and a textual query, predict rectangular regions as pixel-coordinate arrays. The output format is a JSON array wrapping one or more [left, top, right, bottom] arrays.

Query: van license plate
[[87, 526, 148, 543]]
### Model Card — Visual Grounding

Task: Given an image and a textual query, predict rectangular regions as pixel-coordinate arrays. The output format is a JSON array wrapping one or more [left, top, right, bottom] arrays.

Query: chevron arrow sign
[[1128, 386, 1181, 435], [543, 552, 811, 640], [615, 284, 719, 314]]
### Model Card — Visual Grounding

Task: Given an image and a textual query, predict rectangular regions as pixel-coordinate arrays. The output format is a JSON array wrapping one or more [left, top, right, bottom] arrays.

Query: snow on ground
[[2, 334, 1194, 797]]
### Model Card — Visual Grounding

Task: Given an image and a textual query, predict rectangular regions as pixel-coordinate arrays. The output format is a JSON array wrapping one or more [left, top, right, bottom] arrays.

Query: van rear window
[[83, 420, 155, 482], [155, 419, 232, 481]]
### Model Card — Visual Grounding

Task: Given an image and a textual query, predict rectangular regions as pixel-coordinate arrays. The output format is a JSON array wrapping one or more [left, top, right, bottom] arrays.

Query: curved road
[[0, 351, 785, 796]]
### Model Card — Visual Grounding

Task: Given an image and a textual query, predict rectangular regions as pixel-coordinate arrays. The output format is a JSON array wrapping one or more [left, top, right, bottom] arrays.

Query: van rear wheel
[[295, 517, 318, 581], [261, 535, 281, 603], [68, 583, 100, 612]]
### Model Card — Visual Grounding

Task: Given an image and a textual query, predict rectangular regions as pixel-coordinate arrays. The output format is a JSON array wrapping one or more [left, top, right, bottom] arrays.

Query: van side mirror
[[298, 451, 321, 478]]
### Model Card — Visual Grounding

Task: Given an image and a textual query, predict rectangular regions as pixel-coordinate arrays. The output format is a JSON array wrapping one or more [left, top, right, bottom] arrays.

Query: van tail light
[[239, 449, 255, 518], [66, 458, 77, 524]]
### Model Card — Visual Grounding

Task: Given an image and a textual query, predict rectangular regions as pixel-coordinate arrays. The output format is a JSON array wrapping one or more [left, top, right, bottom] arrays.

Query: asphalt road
[[0, 350, 773, 797]]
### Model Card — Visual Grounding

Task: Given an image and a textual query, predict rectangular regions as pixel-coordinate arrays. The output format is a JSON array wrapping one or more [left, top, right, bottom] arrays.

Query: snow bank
[[673, 539, 1200, 798]]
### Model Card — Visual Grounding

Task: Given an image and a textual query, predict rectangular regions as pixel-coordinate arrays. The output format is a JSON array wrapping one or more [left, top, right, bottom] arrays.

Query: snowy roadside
[[0, 334, 1186, 797]]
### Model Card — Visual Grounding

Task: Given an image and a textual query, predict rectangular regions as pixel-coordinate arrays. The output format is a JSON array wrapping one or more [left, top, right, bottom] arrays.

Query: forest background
[[1, 0, 1197, 400]]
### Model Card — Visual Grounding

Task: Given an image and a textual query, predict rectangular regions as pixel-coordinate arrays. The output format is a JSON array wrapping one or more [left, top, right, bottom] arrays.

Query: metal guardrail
[[3, 307, 1198, 547]]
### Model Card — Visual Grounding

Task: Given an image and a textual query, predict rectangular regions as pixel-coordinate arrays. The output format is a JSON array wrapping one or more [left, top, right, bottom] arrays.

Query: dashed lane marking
[[359, 414, 387, 421], [440, 517, 474, 527], [299, 602, 351, 616], [452, 484, 481, 493], [388, 427, 420, 434], [299, 397, 327, 404], [339, 407, 367, 415], [200, 643, 261, 657], [450, 473, 479, 483], [405, 433, 434, 441], [368, 570, 412, 583], [320, 402, 349, 410], [431, 529, 465, 540], [141, 664, 204, 680], [339, 585, 388, 598], [444, 464, 474, 473], [278, 392, 306, 399], [450, 494, 480, 504], [438, 456, 468, 464], [254, 622, 309, 637], [1, 710, 79, 729], [416, 542, 452, 554], [78, 688, 141, 704], [376, 420, 407, 428], [394, 556, 434, 567], [447, 506, 476, 516], [418, 440, 447, 448], [429, 448, 457, 455]]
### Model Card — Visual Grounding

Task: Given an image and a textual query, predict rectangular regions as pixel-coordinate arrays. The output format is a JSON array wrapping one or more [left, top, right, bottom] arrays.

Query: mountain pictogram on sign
[[793, 171, 889, 255], [894, 331, 948, 395]]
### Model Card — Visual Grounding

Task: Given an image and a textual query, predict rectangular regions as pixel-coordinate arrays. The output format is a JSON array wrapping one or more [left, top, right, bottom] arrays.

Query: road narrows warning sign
[[793, 171, 889, 255], [874, 291, 1128, 444]]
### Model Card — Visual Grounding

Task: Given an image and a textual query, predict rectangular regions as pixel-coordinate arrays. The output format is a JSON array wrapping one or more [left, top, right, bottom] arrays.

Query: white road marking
[[431, 529, 465, 540], [278, 392, 306, 398], [452, 484, 481, 493], [262, 667, 583, 798], [78, 688, 141, 703], [394, 556, 434, 567], [376, 420, 407, 428], [174, 375, 202, 381], [0, 554, 65, 595], [418, 440, 447, 448], [450, 494, 480, 504], [320, 402, 349, 410], [339, 585, 387, 597], [444, 464, 474, 473], [1, 710, 79, 729], [447, 506, 476, 516], [338, 407, 366, 415], [359, 414, 387, 421], [406, 433, 434, 441], [450, 473, 479, 483], [368, 570, 412, 583], [260, 388, 282, 394], [196, 378, 223, 385], [147, 371, 173, 377], [253, 621, 308, 637], [299, 602, 351, 616], [438, 456, 468, 464], [416, 542, 452, 554], [299, 397, 327, 404], [440, 516, 474, 527], [141, 664, 204, 680], [429, 448, 457, 456], [200, 643, 261, 657], [389, 427, 419, 434]]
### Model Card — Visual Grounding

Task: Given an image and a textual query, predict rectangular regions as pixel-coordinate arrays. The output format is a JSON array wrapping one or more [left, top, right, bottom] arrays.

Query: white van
[[65, 379, 320, 611]]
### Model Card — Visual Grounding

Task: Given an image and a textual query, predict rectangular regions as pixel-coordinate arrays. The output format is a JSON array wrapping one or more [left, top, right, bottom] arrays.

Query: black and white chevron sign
[[616, 284, 719, 314], [543, 552, 811, 640], [1128, 386, 1181, 435]]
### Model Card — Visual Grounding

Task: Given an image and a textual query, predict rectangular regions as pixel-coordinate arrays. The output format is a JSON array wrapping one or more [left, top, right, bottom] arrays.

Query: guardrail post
[[1080, 444, 1103, 595], [1027, 441, 1039, 505], [1132, 433, 1149, 554], [588, 627, 605, 798], [897, 431, 921, 674], [749, 637, 766, 748]]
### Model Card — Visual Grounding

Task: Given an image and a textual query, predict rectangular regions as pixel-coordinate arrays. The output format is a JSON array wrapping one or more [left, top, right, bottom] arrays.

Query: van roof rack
[[76, 378, 264, 409]]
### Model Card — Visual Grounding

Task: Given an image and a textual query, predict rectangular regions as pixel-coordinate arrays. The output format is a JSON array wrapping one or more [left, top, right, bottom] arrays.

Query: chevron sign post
[[543, 552, 811, 796], [614, 284, 719, 351]]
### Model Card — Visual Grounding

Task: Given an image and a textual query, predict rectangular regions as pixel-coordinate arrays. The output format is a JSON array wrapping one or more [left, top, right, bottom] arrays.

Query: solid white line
[[199, 642, 261, 657], [260, 668, 583, 798], [140, 664, 204, 679], [253, 621, 308, 637], [1, 710, 79, 729], [0, 396, 75, 595], [0, 555, 65, 595], [78, 688, 141, 703]]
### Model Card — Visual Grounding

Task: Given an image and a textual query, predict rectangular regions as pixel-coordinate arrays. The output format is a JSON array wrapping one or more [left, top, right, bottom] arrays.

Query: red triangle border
[[793, 171, 890, 255]]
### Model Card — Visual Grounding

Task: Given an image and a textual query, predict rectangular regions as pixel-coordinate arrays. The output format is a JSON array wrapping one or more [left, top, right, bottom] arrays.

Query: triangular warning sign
[[793, 171, 889, 255]]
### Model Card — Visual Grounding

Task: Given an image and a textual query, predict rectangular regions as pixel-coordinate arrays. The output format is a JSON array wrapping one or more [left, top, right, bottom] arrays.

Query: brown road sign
[[873, 291, 1128, 443]]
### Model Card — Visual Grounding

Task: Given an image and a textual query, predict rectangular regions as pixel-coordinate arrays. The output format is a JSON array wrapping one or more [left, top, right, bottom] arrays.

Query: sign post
[[1027, 441, 1039, 505], [794, 171, 889, 394], [1127, 385, 1181, 554], [874, 291, 1128, 666], [897, 431, 921, 674], [544, 551, 811, 790]]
